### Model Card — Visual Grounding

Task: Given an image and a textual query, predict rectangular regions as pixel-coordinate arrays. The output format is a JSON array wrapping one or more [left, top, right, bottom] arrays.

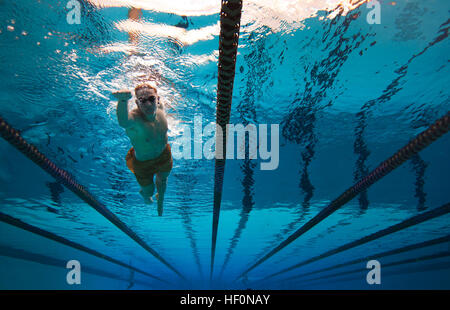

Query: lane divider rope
[[0, 211, 169, 284], [211, 0, 243, 280], [0, 115, 186, 280], [236, 111, 450, 281]]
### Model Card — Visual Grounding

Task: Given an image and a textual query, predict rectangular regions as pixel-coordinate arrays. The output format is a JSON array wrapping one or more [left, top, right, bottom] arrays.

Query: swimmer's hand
[[112, 89, 132, 102]]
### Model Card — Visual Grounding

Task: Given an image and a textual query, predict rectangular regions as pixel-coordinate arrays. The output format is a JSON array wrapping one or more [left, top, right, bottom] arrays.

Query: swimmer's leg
[[155, 171, 170, 216], [139, 180, 155, 204], [128, 7, 142, 45]]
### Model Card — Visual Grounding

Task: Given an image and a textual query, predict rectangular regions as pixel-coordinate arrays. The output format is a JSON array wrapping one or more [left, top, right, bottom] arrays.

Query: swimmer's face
[[135, 88, 158, 116]]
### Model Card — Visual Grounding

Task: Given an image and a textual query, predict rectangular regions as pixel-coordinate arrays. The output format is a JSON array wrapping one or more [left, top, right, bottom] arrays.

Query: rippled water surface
[[0, 0, 449, 289]]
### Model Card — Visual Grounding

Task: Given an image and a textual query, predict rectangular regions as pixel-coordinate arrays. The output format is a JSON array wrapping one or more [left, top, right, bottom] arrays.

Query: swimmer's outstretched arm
[[113, 89, 134, 128]]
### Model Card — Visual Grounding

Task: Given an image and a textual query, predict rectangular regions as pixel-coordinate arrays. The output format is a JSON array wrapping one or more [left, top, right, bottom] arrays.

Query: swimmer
[[127, 7, 142, 45], [113, 84, 172, 216]]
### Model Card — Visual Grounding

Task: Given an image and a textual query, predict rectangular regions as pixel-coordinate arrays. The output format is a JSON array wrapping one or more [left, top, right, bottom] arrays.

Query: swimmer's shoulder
[[127, 108, 144, 127], [130, 108, 142, 120], [156, 109, 168, 131]]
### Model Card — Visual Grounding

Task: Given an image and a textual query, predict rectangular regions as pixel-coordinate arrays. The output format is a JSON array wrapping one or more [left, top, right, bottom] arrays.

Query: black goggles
[[137, 95, 156, 104]]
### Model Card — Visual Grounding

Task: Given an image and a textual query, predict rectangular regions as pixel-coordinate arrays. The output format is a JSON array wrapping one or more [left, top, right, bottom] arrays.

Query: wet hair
[[135, 83, 157, 94]]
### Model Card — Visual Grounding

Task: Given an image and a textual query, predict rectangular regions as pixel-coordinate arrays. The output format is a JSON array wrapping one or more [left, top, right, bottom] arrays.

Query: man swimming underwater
[[113, 84, 172, 216]]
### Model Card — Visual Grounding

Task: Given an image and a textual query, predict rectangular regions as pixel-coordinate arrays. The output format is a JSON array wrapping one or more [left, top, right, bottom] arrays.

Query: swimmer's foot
[[156, 193, 163, 216], [139, 189, 153, 204]]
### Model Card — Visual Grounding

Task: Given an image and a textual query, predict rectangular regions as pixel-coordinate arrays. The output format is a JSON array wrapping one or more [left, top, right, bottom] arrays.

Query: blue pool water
[[0, 0, 449, 290]]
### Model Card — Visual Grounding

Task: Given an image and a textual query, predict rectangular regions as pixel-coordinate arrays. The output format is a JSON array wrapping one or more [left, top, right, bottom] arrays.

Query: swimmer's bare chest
[[126, 110, 168, 161]]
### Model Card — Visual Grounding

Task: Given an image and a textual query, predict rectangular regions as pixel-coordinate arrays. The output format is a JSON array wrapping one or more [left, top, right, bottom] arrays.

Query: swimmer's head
[[135, 83, 159, 117]]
